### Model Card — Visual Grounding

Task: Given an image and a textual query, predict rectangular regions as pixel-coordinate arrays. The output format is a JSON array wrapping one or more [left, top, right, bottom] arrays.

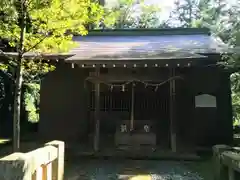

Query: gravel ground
[[65, 160, 205, 180]]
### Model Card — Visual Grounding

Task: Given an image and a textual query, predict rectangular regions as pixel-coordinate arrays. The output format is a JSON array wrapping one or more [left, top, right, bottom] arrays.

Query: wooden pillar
[[99, 0, 105, 6], [130, 83, 135, 131], [94, 68, 100, 152], [170, 68, 177, 152]]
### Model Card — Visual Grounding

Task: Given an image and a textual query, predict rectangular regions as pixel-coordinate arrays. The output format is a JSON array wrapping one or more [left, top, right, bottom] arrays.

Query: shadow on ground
[[65, 159, 210, 180], [0, 141, 213, 180]]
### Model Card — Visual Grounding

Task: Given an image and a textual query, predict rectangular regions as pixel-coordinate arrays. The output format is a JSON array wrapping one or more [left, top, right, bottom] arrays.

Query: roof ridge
[[85, 28, 211, 36]]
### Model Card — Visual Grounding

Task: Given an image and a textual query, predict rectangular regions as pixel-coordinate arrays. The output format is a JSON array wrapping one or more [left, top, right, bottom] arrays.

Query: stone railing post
[[45, 141, 65, 180], [212, 144, 232, 180], [0, 153, 31, 180], [221, 150, 240, 180]]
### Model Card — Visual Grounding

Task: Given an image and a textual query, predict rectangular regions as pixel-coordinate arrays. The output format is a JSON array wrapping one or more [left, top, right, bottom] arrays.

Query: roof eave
[[0, 52, 75, 60], [74, 28, 211, 37], [65, 56, 216, 68]]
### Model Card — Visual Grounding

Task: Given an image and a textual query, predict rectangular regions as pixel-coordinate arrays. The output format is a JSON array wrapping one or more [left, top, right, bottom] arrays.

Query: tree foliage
[[0, 0, 103, 53], [0, 0, 103, 151], [170, 0, 200, 27], [169, 0, 229, 29], [23, 83, 40, 123], [226, 4, 240, 126], [169, 0, 240, 126], [98, 0, 161, 28]]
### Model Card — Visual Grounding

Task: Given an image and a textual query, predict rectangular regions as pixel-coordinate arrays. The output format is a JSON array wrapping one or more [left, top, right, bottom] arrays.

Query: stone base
[[115, 132, 156, 146]]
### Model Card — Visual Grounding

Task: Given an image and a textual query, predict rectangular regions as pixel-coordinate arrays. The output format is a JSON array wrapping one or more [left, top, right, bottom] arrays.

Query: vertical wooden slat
[[130, 83, 135, 131], [42, 163, 52, 180], [47, 163, 52, 180], [228, 167, 235, 180], [104, 93, 108, 112], [42, 164, 47, 180], [170, 68, 177, 152], [32, 166, 43, 180], [37, 167, 43, 180], [94, 67, 100, 152], [109, 90, 112, 111], [32, 171, 36, 180], [120, 94, 123, 111]]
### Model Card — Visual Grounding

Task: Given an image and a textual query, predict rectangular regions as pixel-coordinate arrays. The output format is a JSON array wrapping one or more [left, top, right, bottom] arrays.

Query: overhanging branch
[[24, 35, 48, 53]]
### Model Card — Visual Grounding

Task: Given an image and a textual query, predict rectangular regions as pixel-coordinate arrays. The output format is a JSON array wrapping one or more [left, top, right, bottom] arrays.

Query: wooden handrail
[[0, 140, 64, 180]]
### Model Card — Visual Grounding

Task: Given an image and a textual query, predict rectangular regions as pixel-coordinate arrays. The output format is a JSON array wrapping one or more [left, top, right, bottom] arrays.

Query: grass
[[185, 159, 214, 180], [0, 138, 12, 158], [0, 138, 43, 158], [0, 138, 11, 145]]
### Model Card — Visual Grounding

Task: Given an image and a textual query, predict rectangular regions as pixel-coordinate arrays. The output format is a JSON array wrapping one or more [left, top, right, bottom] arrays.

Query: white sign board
[[195, 94, 217, 108]]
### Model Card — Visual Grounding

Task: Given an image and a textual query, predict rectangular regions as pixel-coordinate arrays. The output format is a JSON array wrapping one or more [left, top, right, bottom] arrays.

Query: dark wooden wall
[[39, 65, 233, 148], [39, 63, 88, 142], [176, 67, 233, 147]]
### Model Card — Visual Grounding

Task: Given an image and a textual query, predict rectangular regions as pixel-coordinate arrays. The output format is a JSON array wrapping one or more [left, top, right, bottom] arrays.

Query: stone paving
[[65, 160, 204, 180]]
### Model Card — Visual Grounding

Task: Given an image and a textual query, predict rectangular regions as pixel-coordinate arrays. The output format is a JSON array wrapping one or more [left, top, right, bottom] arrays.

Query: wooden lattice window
[[89, 89, 131, 112]]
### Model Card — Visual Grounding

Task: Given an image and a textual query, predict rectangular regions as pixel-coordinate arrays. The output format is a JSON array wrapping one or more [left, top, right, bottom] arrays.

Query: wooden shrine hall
[[38, 28, 234, 154]]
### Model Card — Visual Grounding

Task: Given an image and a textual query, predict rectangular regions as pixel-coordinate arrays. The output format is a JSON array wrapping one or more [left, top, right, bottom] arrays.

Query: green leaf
[[0, 0, 104, 123]]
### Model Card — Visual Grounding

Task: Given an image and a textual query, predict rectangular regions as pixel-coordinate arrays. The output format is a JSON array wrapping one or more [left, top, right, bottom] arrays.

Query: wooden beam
[[170, 68, 177, 152], [94, 68, 100, 152]]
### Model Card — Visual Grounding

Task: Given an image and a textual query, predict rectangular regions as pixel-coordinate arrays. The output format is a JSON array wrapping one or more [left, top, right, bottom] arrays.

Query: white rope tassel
[[122, 85, 125, 92]]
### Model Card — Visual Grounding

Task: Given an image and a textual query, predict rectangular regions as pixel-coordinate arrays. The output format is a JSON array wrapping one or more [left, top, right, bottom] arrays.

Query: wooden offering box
[[115, 120, 156, 146]]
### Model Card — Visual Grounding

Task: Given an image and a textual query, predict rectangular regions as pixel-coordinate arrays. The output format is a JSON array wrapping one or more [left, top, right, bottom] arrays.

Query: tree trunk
[[13, 0, 26, 152], [99, 0, 105, 6], [13, 64, 23, 152]]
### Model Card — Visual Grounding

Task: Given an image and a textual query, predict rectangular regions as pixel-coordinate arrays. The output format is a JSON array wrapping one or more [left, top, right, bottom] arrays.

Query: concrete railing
[[213, 144, 240, 180], [0, 140, 64, 180]]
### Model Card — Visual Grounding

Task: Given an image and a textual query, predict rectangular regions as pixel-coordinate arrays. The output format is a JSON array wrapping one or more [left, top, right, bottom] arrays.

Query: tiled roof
[[66, 28, 227, 61]]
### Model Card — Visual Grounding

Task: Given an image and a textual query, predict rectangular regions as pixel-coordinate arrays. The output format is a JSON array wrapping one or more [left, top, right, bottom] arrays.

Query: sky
[[105, 0, 176, 21], [105, 0, 239, 21], [106, 0, 176, 9]]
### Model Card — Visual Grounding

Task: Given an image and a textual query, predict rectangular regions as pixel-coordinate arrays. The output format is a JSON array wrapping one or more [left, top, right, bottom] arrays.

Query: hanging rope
[[85, 75, 184, 91]]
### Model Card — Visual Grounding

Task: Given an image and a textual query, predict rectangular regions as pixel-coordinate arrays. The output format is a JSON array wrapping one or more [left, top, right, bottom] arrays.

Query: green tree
[[170, 0, 240, 127], [224, 4, 240, 126], [203, 1, 240, 127], [99, 0, 161, 28], [170, 0, 228, 29], [0, 0, 103, 151], [170, 0, 200, 27], [130, 3, 162, 28]]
